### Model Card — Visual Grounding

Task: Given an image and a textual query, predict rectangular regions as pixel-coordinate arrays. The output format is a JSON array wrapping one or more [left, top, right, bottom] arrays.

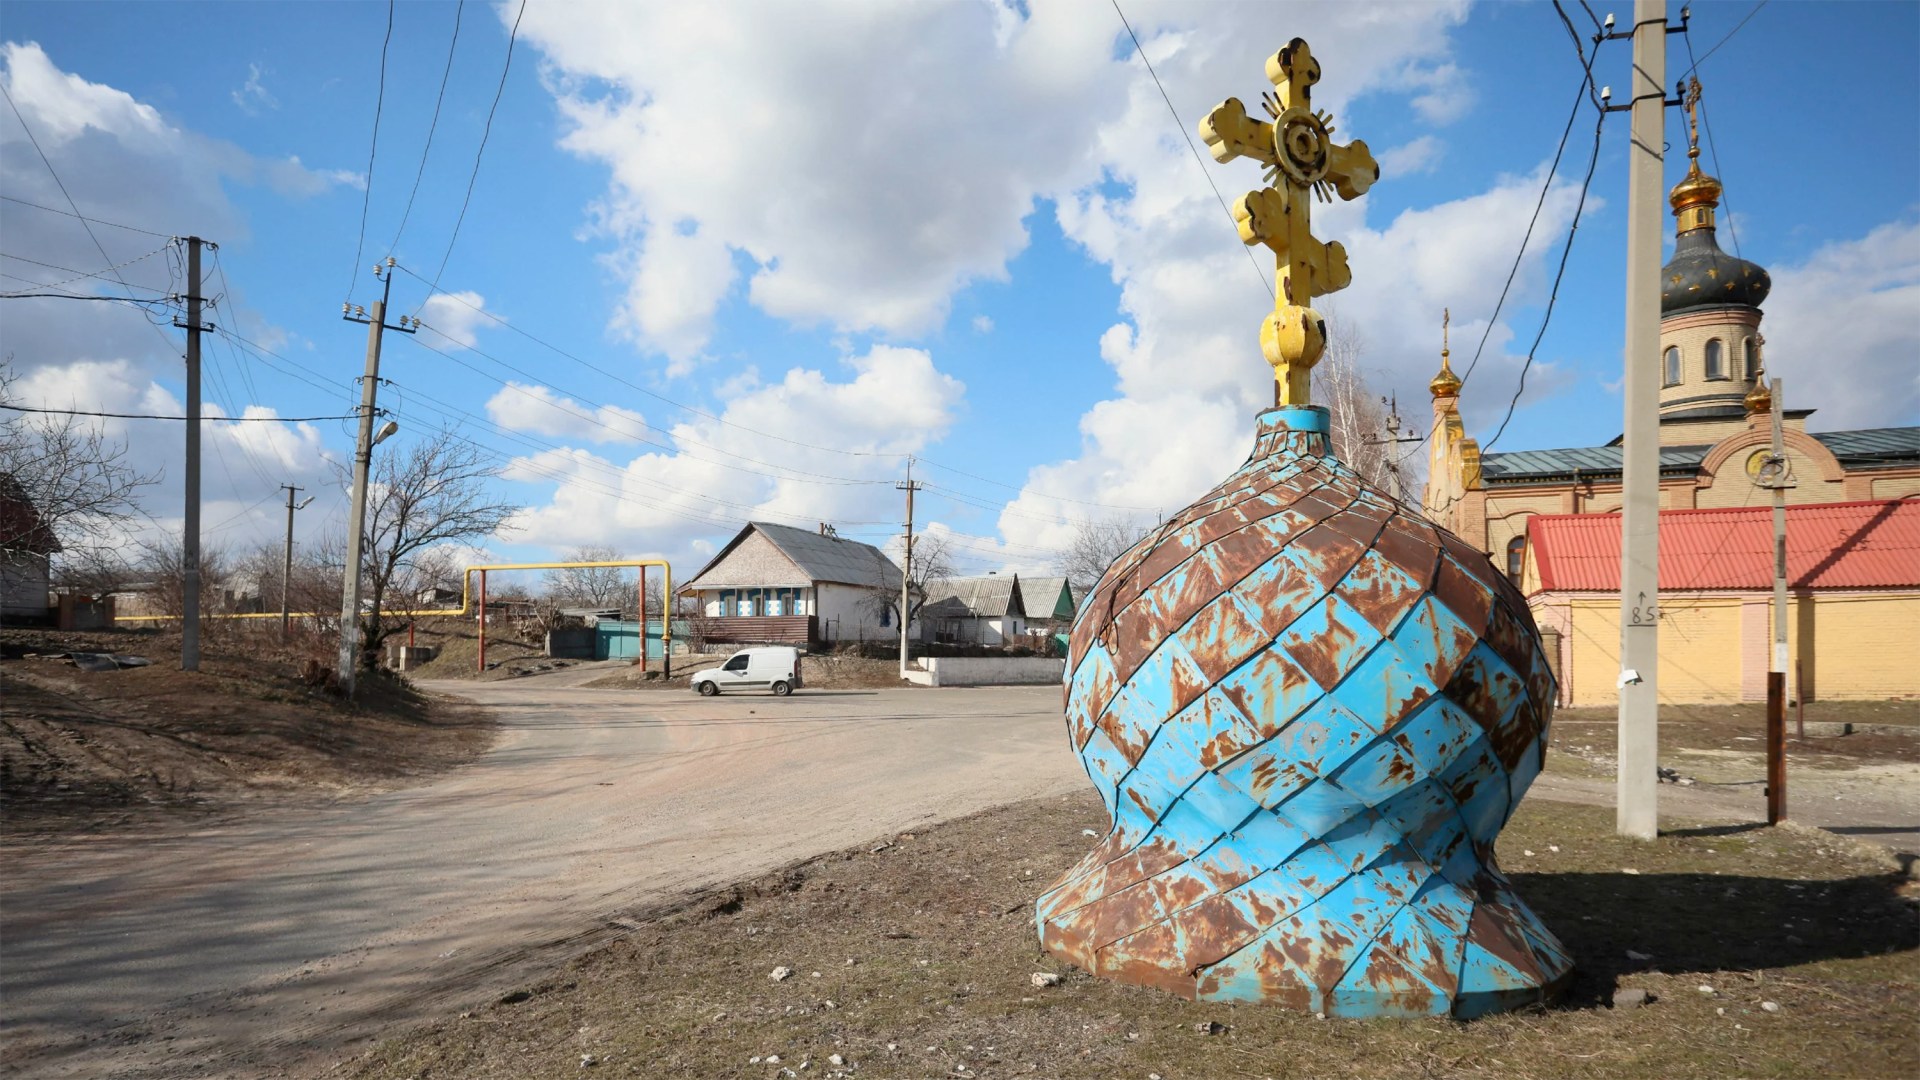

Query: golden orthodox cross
[[1199, 38, 1378, 406]]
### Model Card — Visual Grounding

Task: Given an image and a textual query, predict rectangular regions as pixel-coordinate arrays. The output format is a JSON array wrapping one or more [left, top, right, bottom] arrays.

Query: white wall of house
[[816, 581, 906, 643], [930, 614, 1026, 646]]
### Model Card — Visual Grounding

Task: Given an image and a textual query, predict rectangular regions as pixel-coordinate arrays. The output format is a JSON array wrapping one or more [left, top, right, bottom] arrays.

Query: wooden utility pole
[[1614, 0, 1671, 840], [279, 484, 311, 640], [337, 258, 415, 696], [1764, 375, 1790, 824], [180, 236, 205, 671], [897, 458, 920, 679]]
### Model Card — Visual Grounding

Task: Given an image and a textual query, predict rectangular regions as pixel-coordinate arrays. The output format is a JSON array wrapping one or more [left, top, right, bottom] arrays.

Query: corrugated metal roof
[[1813, 427, 1920, 468], [751, 522, 902, 589], [1019, 576, 1075, 620], [921, 575, 1025, 619], [1529, 499, 1920, 592], [683, 521, 901, 590], [1481, 444, 1710, 482]]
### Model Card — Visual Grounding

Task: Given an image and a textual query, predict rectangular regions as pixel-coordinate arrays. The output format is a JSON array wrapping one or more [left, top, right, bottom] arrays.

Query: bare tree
[[334, 430, 519, 670], [138, 538, 231, 620], [1057, 515, 1152, 598], [543, 544, 640, 614], [867, 531, 955, 631], [1315, 311, 1409, 499], [0, 368, 160, 571]]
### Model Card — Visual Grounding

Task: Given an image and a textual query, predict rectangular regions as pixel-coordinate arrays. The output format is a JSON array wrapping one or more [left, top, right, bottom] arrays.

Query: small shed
[[0, 475, 58, 622], [921, 574, 1028, 646], [1523, 499, 1920, 706]]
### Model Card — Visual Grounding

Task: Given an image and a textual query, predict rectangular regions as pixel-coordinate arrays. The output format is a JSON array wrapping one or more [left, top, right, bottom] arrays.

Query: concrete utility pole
[[1764, 374, 1790, 824], [279, 484, 312, 641], [1613, 0, 1672, 840], [897, 458, 921, 679], [337, 258, 415, 696], [179, 236, 206, 672]]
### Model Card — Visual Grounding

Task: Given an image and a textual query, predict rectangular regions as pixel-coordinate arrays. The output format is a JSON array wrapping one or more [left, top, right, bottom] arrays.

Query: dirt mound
[[1, 635, 493, 838]]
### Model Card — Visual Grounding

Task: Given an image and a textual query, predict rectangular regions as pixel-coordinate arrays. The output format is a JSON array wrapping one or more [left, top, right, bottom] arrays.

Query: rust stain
[[1286, 596, 1365, 691]]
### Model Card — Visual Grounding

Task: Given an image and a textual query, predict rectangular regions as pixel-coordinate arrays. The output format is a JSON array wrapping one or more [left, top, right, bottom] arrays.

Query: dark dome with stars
[[1661, 163, 1770, 316]]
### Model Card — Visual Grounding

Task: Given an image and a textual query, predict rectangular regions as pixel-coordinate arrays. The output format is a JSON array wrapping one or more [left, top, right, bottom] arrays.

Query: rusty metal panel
[[1039, 405, 1570, 1018]]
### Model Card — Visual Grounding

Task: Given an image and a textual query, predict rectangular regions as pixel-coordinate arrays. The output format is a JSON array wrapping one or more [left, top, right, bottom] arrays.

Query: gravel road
[[1, 680, 1083, 1079]]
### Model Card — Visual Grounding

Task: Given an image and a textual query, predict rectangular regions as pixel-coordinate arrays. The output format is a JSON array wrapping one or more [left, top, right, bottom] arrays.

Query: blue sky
[[3, 0, 1915, 583]]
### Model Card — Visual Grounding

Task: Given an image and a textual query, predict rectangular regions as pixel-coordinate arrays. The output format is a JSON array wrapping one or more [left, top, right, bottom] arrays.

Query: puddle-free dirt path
[[1, 682, 1082, 1078]]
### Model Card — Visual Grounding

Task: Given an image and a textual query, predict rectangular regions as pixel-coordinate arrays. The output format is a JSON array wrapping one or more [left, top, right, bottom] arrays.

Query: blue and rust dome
[[1038, 405, 1569, 1018], [1661, 160, 1770, 315]]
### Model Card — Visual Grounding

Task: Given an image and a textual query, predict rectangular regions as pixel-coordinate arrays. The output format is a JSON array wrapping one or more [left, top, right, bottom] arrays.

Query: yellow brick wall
[[1554, 591, 1920, 706], [1694, 444, 1851, 508], [1786, 593, 1920, 701], [1870, 474, 1920, 499]]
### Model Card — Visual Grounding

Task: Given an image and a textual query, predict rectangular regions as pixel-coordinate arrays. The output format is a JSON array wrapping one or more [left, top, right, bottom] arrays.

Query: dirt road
[[5, 677, 1912, 1079], [1, 681, 1084, 1079]]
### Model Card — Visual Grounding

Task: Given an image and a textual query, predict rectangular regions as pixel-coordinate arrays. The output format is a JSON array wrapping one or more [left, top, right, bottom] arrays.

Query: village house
[[681, 521, 905, 648], [920, 574, 1027, 646]]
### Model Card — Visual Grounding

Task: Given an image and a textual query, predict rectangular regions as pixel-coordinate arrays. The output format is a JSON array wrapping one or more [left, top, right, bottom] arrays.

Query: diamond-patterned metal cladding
[[1037, 406, 1571, 1018]]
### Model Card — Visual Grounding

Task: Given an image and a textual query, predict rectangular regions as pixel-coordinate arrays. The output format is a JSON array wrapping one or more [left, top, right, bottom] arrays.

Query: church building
[[1421, 125, 1920, 707], [1423, 136, 1920, 581]]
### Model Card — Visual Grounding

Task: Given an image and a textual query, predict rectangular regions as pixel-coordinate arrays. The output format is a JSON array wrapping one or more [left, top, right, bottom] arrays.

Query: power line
[[1479, 103, 1608, 453], [392, 265, 1155, 515], [0, 245, 174, 292], [0, 79, 176, 354], [1680, 22, 1744, 257], [1677, 0, 1769, 80], [2, 403, 356, 422], [389, 0, 465, 255], [430, 0, 526, 291], [1108, 0, 1274, 302], [0, 292, 178, 308], [347, 0, 397, 302], [0, 195, 176, 238]]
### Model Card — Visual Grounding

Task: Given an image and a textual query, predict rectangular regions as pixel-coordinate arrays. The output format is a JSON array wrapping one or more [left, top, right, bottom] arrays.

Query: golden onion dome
[[1744, 377, 1772, 416], [1668, 159, 1724, 224], [1430, 308, 1460, 397]]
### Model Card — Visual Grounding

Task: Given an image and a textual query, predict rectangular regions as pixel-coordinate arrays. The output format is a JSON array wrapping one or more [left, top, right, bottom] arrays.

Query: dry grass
[[1553, 699, 1920, 769], [338, 795, 1917, 1080]]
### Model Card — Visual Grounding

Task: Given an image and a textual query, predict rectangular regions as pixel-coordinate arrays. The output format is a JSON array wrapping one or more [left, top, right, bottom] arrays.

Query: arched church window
[[1506, 535, 1526, 582], [1705, 338, 1726, 380], [1663, 346, 1681, 387], [1742, 336, 1755, 379]]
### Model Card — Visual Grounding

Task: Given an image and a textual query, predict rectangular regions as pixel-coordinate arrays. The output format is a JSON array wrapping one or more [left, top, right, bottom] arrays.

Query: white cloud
[[1379, 134, 1445, 176], [972, 314, 994, 334], [484, 382, 650, 445], [0, 43, 351, 555], [418, 290, 500, 348], [1759, 219, 1920, 431], [520, 1, 1122, 363], [497, 344, 964, 561], [232, 62, 278, 115]]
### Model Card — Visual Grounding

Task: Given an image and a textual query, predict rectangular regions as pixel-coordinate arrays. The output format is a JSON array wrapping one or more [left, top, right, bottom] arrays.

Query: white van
[[690, 646, 803, 697]]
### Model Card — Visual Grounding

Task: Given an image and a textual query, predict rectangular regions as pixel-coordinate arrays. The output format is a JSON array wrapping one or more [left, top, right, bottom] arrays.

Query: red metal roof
[[1528, 499, 1920, 592]]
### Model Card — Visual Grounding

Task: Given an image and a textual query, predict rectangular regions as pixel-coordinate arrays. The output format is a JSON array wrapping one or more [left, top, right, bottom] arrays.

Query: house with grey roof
[[681, 521, 905, 647], [920, 574, 1028, 646], [1017, 575, 1078, 632]]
